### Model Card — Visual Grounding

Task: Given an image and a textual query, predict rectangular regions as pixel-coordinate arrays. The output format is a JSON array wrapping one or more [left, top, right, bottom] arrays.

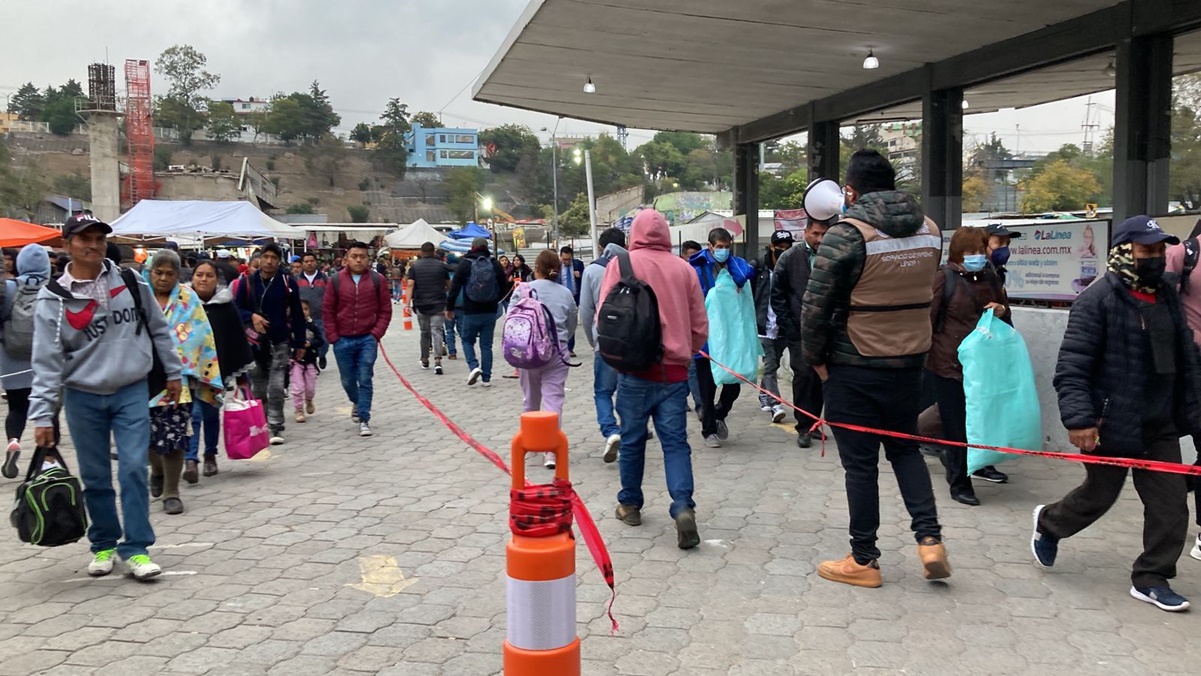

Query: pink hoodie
[[598, 210, 708, 370]]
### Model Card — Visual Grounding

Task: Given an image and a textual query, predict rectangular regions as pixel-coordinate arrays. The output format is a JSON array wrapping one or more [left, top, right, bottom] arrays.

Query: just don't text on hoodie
[[29, 259, 183, 425], [597, 209, 708, 382]]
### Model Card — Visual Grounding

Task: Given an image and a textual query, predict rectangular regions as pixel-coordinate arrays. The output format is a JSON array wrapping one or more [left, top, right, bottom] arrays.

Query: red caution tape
[[378, 343, 619, 633], [700, 351, 1201, 477]]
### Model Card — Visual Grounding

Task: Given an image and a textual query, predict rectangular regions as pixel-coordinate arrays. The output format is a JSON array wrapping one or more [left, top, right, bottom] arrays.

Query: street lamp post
[[550, 117, 562, 248]]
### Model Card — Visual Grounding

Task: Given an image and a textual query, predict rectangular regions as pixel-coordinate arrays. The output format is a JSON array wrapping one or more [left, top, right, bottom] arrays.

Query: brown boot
[[306, 399, 315, 415], [817, 554, 882, 588], [295, 408, 306, 423], [918, 536, 952, 580], [182, 459, 199, 485]]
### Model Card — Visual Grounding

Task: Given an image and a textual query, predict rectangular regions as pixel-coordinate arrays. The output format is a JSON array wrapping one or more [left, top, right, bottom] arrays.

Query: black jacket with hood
[[1054, 270, 1201, 456], [771, 242, 816, 343], [802, 190, 936, 369], [447, 249, 512, 316]]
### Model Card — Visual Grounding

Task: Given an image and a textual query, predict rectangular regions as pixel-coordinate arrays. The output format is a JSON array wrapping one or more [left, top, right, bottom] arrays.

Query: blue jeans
[[333, 335, 378, 423], [445, 314, 459, 356], [187, 399, 220, 461], [593, 354, 620, 438], [64, 380, 155, 559], [616, 375, 695, 518], [460, 313, 497, 382], [314, 318, 330, 360], [687, 359, 703, 412]]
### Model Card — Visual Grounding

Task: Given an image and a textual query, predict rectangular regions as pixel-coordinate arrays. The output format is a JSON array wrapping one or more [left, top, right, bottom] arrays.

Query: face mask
[[713, 248, 730, 263], [990, 247, 1010, 267], [1135, 256, 1166, 286], [963, 254, 987, 272]]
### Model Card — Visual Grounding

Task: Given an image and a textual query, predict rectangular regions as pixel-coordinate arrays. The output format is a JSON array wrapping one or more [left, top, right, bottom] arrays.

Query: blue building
[[405, 124, 480, 169]]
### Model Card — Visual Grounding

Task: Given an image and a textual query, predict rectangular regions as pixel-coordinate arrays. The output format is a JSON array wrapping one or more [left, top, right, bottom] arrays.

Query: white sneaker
[[467, 367, 483, 386], [771, 405, 787, 424], [544, 452, 556, 469], [603, 434, 621, 464], [125, 554, 162, 581], [269, 435, 285, 445], [1190, 534, 1201, 561], [6, 438, 19, 453], [482, 380, 492, 388], [88, 549, 116, 577], [704, 434, 722, 448], [359, 422, 373, 437]]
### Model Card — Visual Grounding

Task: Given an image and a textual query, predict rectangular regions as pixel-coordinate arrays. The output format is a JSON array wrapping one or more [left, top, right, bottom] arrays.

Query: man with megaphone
[[801, 150, 950, 588]]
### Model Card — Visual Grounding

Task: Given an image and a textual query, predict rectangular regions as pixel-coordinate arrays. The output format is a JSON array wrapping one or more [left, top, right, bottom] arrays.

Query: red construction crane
[[124, 59, 155, 209]]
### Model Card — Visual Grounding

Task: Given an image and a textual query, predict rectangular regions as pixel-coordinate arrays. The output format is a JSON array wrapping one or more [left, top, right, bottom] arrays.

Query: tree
[[372, 132, 408, 178], [0, 143, 47, 219], [759, 170, 809, 210], [765, 140, 807, 175], [962, 173, 991, 213], [303, 134, 348, 187], [839, 123, 887, 178], [8, 82, 43, 120], [350, 122, 374, 145], [558, 194, 591, 236], [347, 205, 370, 223], [286, 202, 316, 215], [380, 98, 411, 136], [52, 171, 91, 201], [1171, 74, 1201, 211], [1019, 160, 1102, 213], [205, 100, 240, 142], [479, 124, 541, 173], [652, 131, 706, 156], [446, 167, 486, 224], [41, 96, 78, 136], [303, 81, 341, 139], [154, 44, 221, 145], [411, 111, 442, 128], [246, 111, 269, 143], [264, 95, 306, 143], [153, 146, 174, 171]]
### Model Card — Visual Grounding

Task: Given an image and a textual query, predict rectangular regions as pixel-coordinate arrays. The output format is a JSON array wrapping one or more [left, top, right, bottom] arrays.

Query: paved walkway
[[2, 326, 1200, 675]]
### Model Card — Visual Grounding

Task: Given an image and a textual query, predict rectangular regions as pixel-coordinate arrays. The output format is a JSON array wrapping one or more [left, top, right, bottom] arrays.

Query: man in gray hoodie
[[30, 215, 183, 581], [579, 227, 629, 463]]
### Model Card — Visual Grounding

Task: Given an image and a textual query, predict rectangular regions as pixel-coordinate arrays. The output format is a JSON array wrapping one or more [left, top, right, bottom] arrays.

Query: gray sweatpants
[[252, 341, 289, 433], [416, 310, 446, 363]]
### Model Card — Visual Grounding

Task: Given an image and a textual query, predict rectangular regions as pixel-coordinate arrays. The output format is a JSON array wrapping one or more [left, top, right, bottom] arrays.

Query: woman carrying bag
[[927, 227, 1010, 506]]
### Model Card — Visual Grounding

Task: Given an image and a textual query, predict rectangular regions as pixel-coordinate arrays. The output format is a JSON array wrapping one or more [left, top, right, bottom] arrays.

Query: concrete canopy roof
[[474, 0, 1201, 139]]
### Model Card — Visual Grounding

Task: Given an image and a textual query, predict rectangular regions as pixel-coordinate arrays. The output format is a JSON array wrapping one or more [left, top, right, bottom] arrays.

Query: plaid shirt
[[58, 263, 112, 310]]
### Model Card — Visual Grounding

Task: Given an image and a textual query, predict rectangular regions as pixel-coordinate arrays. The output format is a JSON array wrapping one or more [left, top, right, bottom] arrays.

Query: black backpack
[[597, 251, 663, 373], [1180, 237, 1200, 296], [122, 269, 167, 397], [465, 256, 501, 304], [10, 447, 88, 547]]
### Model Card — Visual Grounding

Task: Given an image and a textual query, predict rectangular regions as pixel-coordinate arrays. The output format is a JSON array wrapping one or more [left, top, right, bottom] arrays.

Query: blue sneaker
[[1031, 505, 1058, 568], [1130, 585, 1190, 612]]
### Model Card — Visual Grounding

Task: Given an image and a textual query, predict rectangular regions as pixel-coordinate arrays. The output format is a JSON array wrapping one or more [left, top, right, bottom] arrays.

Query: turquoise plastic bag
[[706, 270, 763, 386], [958, 309, 1041, 474]]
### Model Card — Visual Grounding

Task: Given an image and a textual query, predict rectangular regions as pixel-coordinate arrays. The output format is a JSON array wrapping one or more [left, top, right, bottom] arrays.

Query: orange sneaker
[[918, 536, 951, 580], [817, 554, 882, 588]]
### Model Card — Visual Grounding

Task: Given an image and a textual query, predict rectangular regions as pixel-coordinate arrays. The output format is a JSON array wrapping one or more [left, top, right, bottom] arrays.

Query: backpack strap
[[616, 250, 635, 282], [1182, 237, 1199, 296], [121, 268, 148, 336], [934, 267, 957, 333]]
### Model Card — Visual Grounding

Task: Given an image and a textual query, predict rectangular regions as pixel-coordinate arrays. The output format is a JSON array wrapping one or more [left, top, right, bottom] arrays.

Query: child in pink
[[292, 300, 325, 422]]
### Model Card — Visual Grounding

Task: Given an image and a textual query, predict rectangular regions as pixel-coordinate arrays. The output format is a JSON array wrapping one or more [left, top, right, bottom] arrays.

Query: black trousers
[[1039, 432, 1188, 588], [694, 356, 741, 438], [787, 340, 825, 435], [5, 388, 61, 446], [932, 374, 973, 496], [825, 365, 941, 564]]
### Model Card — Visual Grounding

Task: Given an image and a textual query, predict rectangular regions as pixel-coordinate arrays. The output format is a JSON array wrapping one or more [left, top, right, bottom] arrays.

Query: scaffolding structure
[[124, 59, 155, 209], [87, 63, 117, 111]]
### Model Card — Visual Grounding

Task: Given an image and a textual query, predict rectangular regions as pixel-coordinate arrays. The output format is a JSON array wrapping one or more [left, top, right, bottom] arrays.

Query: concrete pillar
[[1113, 33, 1174, 223], [807, 120, 840, 182], [733, 142, 761, 257], [921, 88, 964, 231], [87, 113, 121, 223]]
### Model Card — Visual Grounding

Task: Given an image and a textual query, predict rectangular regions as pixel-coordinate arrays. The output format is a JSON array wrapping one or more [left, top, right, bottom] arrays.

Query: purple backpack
[[502, 286, 561, 370]]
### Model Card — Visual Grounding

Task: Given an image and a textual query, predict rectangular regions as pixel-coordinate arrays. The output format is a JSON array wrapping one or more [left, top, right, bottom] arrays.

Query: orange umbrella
[[0, 218, 63, 248]]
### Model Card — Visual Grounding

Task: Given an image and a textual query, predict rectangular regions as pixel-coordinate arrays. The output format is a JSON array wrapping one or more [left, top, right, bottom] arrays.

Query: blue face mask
[[991, 246, 1011, 267], [712, 248, 730, 263], [963, 254, 987, 272]]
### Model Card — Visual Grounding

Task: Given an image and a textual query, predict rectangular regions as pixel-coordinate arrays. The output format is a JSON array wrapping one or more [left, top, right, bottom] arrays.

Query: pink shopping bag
[[223, 387, 270, 460]]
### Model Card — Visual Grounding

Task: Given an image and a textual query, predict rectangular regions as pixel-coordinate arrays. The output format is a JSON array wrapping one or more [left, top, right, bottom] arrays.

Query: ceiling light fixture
[[962, 99, 970, 110], [1102, 61, 1116, 78], [863, 50, 879, 70], [583, 76, 596, 94]]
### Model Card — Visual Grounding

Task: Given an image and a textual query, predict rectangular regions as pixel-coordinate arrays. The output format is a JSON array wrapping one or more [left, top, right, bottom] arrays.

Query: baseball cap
[[984, 224, 1023, 240], [770, 230, 795, 246], [1112, 215, 1180, 247], [216, 250, 232, 259], [62, 214, 112, 239], [289, 255, 301, 263]]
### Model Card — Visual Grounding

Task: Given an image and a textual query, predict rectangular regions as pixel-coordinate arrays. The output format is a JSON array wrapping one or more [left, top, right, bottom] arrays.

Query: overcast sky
[[1, 0, 1117, 154]]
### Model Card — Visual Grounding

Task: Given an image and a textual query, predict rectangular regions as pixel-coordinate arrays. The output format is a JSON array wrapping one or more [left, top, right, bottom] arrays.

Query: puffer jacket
[[801, 190, 936, 369], [1054, 271, 1201, 456]]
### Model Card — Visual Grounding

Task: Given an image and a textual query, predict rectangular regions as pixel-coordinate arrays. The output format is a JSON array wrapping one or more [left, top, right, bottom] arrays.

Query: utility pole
[[584, 149, 598, 258], [551, 117, 562, 248]]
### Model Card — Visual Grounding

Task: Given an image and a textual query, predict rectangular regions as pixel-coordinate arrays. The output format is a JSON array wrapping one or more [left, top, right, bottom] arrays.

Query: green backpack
[[10, 447, 88, 547]]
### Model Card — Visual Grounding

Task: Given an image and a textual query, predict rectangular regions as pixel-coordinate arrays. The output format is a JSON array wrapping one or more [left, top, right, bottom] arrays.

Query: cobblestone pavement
[[2, 325, 1201, 675]]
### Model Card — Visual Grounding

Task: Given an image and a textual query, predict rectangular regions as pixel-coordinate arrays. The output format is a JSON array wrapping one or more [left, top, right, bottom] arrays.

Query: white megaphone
[[803, 179, 845, 222]]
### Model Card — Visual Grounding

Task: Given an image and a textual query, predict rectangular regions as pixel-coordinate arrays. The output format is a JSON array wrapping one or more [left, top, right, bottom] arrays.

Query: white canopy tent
[[110, 200, 303, 242], [383, 218, 445, 249]]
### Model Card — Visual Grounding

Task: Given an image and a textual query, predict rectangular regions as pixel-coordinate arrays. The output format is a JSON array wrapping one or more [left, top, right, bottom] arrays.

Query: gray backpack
[[4, 282, 40, 360]]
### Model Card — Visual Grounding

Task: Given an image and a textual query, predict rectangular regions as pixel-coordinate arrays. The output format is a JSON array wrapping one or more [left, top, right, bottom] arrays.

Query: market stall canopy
[[110, 200, 303, 241], [383, 219, 446, 249], [447, 222, 492, 240], [0, 219, 62, 248]]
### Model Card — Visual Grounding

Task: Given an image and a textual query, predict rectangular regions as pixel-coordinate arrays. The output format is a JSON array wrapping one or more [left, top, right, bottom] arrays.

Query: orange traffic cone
[[504, 411, 579, 676], [401, 287, 413, 331]]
